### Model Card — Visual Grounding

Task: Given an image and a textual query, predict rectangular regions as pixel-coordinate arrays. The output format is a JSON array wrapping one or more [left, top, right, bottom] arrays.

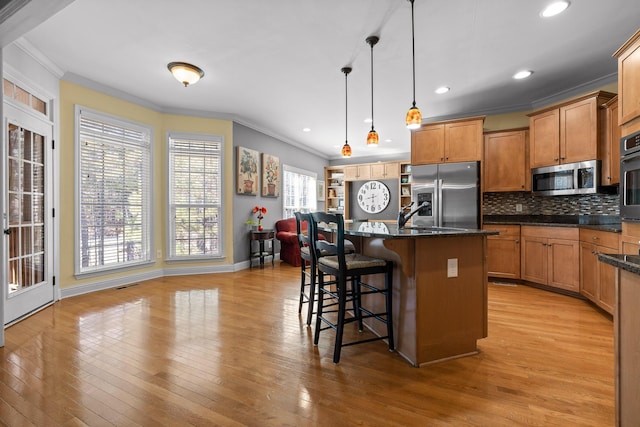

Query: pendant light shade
[[167, 62, 204, 87], [341, 66, 353, 158], [405, 0, 422, 129], [366, 36, 379, 146]]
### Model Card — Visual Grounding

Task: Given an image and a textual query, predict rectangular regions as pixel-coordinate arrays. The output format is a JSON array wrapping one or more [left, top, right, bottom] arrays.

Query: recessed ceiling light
[[302, 128, 311, 132], [540, 1, 570, 17], [435, 86, 450, 94], [364, 118, 373, 124], [513, 70, 533, 80], [384, 139, 392, 143]]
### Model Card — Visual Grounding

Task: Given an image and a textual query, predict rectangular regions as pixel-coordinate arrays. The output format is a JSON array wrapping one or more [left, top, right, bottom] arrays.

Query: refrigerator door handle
[[437, 179, 443, 227]]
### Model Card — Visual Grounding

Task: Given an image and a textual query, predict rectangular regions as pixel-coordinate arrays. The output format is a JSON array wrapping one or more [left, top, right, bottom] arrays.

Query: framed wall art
[[261, 153, 280, 197], [317, 180, 325, 201], [237, 146, 259, 195]]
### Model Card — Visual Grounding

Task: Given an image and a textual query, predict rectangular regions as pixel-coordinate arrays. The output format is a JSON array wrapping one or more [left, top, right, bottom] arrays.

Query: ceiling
[[10, 0, 640, 159]]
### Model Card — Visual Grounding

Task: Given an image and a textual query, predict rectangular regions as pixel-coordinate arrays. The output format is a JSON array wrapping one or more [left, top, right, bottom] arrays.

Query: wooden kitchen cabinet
[[579, 229, 619, 314], [483, 128, 529, 192], [528, 91, 616, 168], [483, 224, 520, 279], [344, 164, 371, 181], [521, 226, 580, 293], [411, 116, 484, 165], [614, 29, 640, 128], [370, 161, 399, 179], [621, 221, 640, 255], [602, 96, 621, 186]]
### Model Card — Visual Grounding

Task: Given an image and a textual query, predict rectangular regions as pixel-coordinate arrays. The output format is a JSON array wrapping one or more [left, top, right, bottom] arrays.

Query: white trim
[[282, 163, 317, 179], [13, 38, 65, 78]]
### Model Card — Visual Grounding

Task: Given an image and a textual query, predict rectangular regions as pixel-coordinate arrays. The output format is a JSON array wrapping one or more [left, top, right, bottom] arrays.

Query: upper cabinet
[[602, 96, 620, 186], [528, 91, 616, 168], [344, 161, 400, 181], [483, 128, 529, 192], [614, 29, 640, 128], [411, 116, 485, 165]]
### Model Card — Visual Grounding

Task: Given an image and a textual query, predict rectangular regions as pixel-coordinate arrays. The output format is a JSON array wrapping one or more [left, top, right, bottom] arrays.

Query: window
[[282, 164, 317, 218], [75, 107, 152, 274], [167, 133, 223, 259]]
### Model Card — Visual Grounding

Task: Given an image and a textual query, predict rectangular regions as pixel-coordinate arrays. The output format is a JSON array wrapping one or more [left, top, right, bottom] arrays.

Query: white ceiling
[[12, 0, 640, 159]]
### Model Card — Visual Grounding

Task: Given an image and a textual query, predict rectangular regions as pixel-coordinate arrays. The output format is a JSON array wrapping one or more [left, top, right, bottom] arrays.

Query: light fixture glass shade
[[341, 142, 352, 157], [367, 129, 379, 145], [167, 62, 204, 87], [406, 106, 422, 129]]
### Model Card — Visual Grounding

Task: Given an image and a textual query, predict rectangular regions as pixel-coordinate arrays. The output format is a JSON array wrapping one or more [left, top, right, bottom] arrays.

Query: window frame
[[74, 106, 154, 277], [282, 164, 317, 218], [166, 131, 225, 261]]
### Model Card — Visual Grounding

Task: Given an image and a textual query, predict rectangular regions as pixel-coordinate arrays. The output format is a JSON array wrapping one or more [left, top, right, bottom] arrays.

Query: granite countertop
[[598, 253, 640, 274], [319, 221, 498, 239], [483, 215, 622, 233]]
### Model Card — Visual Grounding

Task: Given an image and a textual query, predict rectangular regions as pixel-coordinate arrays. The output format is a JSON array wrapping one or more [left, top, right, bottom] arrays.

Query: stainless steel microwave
[[531, 160, 599, 196]]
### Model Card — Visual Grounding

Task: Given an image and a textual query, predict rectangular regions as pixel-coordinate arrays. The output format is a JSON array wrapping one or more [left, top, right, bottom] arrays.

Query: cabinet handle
[[440, 157, 444, 161], [521, 185, 525, 189], [591, 250, 597, 255], [445, 157, 449, 161], [592, 236, 599, 240], [553, 157, 559, 161], [560, 157, 565, 160], [515, 240, 520, 244]]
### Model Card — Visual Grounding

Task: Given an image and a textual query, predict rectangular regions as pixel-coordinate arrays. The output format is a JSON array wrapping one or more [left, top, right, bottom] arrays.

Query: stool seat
[[318, 253, 387, 270]]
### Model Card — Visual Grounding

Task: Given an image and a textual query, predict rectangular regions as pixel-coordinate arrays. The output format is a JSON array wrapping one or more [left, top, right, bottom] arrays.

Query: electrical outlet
[[447, 258, 458, 278], [516, 203, 523, 212], [156, 250, 162, 259]]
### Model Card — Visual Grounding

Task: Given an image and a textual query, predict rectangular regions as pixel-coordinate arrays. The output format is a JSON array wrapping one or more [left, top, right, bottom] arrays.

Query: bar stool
[[308, 211, 394, 363]]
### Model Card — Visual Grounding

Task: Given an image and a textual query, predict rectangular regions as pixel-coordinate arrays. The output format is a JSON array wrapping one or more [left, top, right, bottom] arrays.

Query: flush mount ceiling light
[[405, 0, 422, 130], [167, 62, 204, 87], [513, 70, 533, 80], [366, 35, 380, 146], [341, 66, 353, 158], [541, 1, 570, 17]]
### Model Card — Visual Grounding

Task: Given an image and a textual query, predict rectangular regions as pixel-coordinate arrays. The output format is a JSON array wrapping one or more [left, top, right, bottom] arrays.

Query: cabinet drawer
[[579, 229, 620, 249], [521, 225, 578, 240], [483, 224, 520, 238]]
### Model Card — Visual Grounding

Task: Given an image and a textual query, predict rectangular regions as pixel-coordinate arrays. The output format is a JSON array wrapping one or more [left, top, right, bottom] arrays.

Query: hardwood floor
[[0, 263, 614, 426]]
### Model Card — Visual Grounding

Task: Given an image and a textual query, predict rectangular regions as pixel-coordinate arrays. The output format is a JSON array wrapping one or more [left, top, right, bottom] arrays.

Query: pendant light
[[405, 0, 422, 129], [341, 67, 353, 158], [366, 36, 379, 146]]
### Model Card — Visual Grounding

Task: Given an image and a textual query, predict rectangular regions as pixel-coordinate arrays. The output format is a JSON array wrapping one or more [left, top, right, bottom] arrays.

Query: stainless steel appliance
[[410, 161, 480, 229], [620, 129, 640, 220], [531, 160, 599, 196]]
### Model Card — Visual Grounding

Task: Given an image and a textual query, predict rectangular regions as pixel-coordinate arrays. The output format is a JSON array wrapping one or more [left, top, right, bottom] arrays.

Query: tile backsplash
[[483, 192, 620, 216]]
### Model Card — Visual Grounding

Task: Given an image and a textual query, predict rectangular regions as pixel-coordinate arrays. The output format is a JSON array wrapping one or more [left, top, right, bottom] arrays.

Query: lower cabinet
[[579, 229, 618, 314], [483, 224, 520, 279], [521, 226, 580, 292]]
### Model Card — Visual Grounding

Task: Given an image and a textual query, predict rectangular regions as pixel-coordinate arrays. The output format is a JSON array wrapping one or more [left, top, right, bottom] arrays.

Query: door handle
[[3, 229, 11, 235]]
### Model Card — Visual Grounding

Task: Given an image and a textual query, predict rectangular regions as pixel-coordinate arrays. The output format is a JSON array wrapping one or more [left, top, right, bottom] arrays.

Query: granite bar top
[[319, 221, 498, 239], [598, 253, 640, 275], [483, 215, 622, 233]]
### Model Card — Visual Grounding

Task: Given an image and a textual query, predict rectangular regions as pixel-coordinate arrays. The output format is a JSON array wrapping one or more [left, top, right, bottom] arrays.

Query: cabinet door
[[597, 252, 615, 314], [603, 97, 620, 185], [560, 97, 598, 163], [445, 120, 482, 162], [617, 32, 640, 125], [521, 236, 547, 284], [344, 166, 358, 181], [411, 124, 445, 165], [579, 242, 598, 300], [371, 162, 399, 179], [547, 238, 580, 292], [344, 165, 370, 181], [486, 237, 520, 279], [483, 130, 527, 191], [530, 109, 560, 168]]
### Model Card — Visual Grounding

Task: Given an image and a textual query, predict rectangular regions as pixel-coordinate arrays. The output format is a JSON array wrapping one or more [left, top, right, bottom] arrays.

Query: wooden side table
[[249, 229, 275, 268]]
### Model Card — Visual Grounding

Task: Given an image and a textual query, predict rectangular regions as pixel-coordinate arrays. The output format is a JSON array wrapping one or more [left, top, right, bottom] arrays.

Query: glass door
[[3, 105, 54, 325]]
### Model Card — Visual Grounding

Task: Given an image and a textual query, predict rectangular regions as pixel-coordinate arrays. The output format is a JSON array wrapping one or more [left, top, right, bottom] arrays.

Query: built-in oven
[[620, 130, 640, 221]]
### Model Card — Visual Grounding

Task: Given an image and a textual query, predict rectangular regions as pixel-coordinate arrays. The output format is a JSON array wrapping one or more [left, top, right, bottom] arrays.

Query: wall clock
[[357, 180, 390, 214]]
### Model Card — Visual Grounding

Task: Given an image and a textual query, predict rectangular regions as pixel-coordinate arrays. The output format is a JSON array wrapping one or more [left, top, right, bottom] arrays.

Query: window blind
[[282, 165, 317, 218], [77, 110, 152, 273], [168, 134, 222, 258]]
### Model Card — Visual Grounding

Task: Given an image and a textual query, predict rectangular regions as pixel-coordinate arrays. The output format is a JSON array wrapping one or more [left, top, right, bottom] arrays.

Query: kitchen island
[[320, 221, 497, 367]]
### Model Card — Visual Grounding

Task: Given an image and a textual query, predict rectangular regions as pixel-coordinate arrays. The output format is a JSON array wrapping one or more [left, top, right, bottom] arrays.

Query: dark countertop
[[598, 253, 640, 274], [319, 221, 498, 239], [483, 215, 622, 233]]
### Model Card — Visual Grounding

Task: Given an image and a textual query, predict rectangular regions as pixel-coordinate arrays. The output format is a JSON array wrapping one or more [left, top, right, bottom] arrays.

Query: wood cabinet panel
[[616, 269, 640, 426], [370, 162, 399, 179], [560, 97, 598, 163], [344, 164, 371, 181], [483, 129, 529, 192], [602, 96, 620, 185], [530, 109, 560, 168], [521, 236, 547, 284], [580, 229, 619, 314], [547, 238, 580, 292], [615, 29, 640, 125], [484, 225, 520, 279], [411, 117, 484, 165]]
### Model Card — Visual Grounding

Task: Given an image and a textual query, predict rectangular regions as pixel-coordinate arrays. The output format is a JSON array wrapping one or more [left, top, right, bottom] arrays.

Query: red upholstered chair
[[275, 217, 325, 266]]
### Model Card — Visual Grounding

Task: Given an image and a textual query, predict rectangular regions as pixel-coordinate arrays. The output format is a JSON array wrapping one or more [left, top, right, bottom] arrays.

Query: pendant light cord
[[410, 0, 417, 108]]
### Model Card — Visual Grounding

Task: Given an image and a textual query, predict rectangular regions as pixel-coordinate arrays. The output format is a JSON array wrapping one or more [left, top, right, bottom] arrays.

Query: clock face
[[358, 222, 389, 234], [357, 180, 390, 214]]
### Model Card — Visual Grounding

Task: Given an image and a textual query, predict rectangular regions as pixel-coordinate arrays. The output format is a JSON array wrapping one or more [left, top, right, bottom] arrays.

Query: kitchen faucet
[[397, 201, 429, 228]]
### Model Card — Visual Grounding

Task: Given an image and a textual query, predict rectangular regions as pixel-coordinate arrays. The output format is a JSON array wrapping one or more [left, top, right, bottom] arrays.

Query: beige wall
[[59, 81, 234, 290]]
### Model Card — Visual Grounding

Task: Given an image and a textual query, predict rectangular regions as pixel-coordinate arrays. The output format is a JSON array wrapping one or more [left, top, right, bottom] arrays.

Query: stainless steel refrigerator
[[410, 161, 480, 229]]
